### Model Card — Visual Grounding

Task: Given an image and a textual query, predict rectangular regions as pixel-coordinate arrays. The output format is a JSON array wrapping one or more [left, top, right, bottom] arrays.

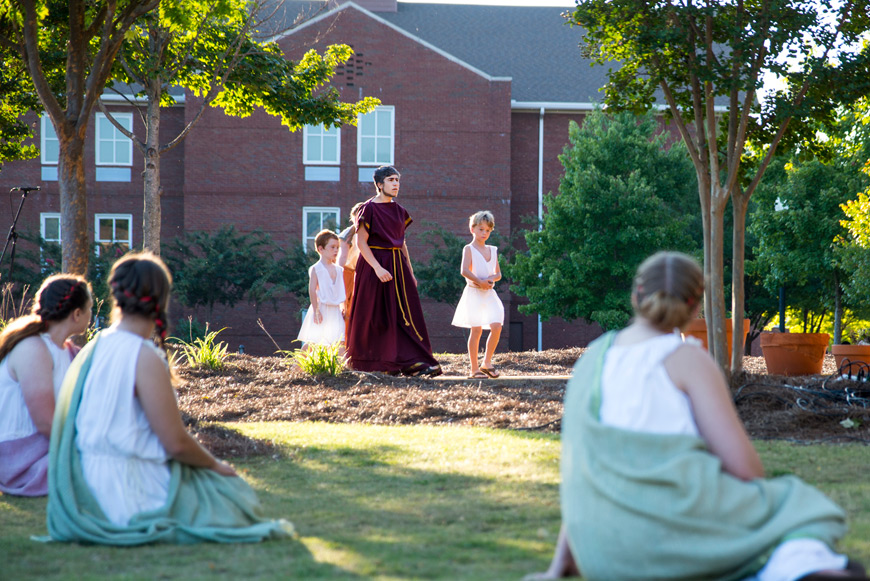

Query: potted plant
[[831, 329, 870, 376], [682, 318, 750, 360], [760, 331, 830, 376]]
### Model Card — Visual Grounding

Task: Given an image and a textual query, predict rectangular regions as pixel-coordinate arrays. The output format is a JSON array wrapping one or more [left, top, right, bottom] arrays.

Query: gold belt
[[369, 246, 423, 340]]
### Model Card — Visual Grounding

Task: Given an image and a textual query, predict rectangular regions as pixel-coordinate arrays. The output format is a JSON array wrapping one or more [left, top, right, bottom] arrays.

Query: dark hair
[[109, 251, 173, 347], [0, 274, 92, 361], [314, 229, 339, 250], [633, 251, 704, 332], [373, 165, 400, 190]]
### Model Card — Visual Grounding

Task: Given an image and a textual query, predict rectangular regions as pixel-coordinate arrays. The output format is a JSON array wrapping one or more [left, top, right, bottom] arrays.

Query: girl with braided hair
[[0, 275, 92, 496], [47, 252, 292, 544]]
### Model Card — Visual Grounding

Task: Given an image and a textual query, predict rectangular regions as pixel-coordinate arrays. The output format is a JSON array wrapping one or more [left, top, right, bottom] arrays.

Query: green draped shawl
[[561, 332, 846, 581], [43, 335, 293, 545]]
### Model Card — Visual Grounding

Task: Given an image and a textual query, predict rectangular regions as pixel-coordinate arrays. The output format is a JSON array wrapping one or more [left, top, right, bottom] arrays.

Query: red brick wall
[[180, 6, 513, 354]]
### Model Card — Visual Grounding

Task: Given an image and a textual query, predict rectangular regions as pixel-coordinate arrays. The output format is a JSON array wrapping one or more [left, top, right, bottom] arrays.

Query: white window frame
[[356, 105, 394, 166], [40, 213, 61, 243], [95, 113, 133, 167], [302, 207, 340, 250], [303, 124, 341, 165], [95, 213, 133, 255], [40, 116, 59, 165]]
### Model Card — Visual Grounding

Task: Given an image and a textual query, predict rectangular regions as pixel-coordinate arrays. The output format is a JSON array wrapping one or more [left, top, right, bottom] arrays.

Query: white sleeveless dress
[[451, 244, 504, 329], [297, 260, 346, 345], [600, 333, 847, 581], [0, 334, 72, 442], [75, 326, 171, 526]]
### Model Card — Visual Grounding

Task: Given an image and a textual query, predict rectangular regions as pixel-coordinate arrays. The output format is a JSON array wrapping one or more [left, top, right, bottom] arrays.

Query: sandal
[[467, 370, 489, 379], [480, 367, 500, 378]]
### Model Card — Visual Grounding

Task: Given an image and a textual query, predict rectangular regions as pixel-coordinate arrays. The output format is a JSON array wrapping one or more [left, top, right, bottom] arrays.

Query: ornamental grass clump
[[174, 324, 229, 370], [283, 342, 347, 377]]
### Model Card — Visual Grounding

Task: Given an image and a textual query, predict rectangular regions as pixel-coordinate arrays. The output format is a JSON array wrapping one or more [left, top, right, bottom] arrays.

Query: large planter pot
[[760, 333, 830, 376], [682, 318, 750, 359], [831, 344, 870, 376]]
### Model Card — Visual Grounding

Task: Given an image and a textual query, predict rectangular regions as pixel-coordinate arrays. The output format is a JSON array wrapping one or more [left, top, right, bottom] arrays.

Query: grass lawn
[[1, 423, 868, 580]]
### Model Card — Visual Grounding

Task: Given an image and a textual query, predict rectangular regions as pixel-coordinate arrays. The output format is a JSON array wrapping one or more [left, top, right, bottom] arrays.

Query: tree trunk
[[697, 172, 714, 354], [730, 191, 750, 375], [58, 133, 89, 275], [709, 185, 729, 375], [142, 82, 162, 254], [833, 272, 842, 344]]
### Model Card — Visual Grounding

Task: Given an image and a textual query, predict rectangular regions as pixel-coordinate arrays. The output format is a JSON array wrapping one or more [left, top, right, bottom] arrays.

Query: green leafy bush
[[173, 324, 229, 370], [282, 342, 347, 377]]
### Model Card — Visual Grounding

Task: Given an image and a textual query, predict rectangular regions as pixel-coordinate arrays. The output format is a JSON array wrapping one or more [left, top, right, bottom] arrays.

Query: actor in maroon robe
[[346, 167, 441, 376]]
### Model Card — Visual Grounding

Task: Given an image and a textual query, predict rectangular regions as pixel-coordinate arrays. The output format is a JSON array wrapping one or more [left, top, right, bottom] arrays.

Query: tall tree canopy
[[0, 44, 39, 166], [101, 0, 378, 252], [569, 0, 870, 374], [0, 0, 159, 274], [508, 109, 699, 331]]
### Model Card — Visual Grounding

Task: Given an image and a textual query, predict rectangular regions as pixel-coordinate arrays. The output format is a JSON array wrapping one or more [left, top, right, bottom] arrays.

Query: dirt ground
[[176, 349, 870, 458]]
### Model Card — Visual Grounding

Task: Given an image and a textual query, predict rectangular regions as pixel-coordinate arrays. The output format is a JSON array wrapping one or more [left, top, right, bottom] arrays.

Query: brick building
[[0, 0, 613, 355]]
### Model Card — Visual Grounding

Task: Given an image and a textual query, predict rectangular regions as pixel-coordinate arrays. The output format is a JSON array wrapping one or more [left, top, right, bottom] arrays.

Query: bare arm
[[490, 251, 502, 283], [356, 226, 392, 282], [337, 237, 351, 269], [665, 344, 764, 481], [134, 344, 236, 476], [308, 268, 322, 324], [9, 337, 56, 436]]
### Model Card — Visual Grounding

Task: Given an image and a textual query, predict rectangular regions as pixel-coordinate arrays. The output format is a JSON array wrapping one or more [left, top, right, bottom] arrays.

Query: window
[[357, 106, 394, 166], [95, 214, 132, 256], [95, 113, 133, 166], [303, 124, 340, 165], [41, 116, 59, 165], [39, 213, 61, 274], [41, 213, 61, 243], [302, 207, 339, 250], [41, 116, 59, 181]]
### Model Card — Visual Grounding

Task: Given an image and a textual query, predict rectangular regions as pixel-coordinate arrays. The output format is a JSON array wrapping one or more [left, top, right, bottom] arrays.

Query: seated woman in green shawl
[[530, 252, 864, 581], [46, 252, 292, 545]]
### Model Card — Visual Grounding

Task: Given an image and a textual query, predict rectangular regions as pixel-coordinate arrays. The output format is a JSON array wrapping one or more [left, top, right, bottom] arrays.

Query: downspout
[[538, 107, 545, 352]]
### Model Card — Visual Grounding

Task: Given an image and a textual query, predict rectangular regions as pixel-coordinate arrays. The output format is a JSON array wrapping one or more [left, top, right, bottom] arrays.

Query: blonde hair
[[633, 252, 704, 332], [314, 229, 338, 250], [469, 210, 494, 229]]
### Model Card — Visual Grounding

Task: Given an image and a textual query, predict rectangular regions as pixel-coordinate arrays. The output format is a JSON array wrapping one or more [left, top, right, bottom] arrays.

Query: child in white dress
[[452, 211, 504, 379], [297, 229, 346, 348]]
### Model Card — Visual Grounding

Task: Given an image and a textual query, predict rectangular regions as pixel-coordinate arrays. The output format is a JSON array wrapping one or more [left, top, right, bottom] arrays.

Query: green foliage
[[414, 221, 507, 307], [0, 45, 40, 166], [172, 324, 229, 370], [162, 225, 311, 311], [838, 169, 870, 306], [508, 109, 699, 331], [749, 154, 870, 332], [282, 342, 347, 377]]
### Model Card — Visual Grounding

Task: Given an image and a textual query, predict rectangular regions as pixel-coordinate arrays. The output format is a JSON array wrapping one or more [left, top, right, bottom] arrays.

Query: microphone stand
[[0, 186, 40, 281]]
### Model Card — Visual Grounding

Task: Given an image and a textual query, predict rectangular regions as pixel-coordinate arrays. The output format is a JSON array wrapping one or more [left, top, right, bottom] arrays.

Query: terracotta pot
[[760, 333, 830, 376], [681, 318, 750, 359], [831, 344, 870, 376]]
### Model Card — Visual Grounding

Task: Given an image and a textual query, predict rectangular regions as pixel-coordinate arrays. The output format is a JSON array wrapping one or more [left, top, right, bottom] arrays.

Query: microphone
[[10, 186, 40, 194]]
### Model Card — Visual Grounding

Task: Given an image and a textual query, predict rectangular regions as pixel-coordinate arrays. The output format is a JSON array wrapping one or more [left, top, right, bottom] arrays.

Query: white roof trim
[[270, 2, 510, 83]]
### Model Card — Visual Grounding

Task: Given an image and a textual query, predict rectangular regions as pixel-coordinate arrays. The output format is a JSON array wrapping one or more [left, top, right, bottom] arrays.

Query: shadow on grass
[[248, 440, 560, 579]]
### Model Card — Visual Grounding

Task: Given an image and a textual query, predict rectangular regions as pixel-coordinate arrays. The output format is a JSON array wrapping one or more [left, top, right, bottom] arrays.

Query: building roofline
[[270, 2, 511, 83], [511, 100, 730, 113], [100, 93, 186, 105]]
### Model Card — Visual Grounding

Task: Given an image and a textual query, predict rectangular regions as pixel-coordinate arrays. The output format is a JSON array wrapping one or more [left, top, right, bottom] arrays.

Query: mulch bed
[[177, 349, 870, 458]]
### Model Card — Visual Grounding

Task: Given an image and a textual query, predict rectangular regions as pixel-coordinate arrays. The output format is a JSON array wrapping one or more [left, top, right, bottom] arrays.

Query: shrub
[[173, 324, 230, 370], [282, 342, 347, 377]]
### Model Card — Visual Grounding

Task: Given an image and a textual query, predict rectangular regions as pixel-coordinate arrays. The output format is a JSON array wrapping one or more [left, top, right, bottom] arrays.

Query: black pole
[[0, 186, 39, 281], [778, 286, 786, 333]]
